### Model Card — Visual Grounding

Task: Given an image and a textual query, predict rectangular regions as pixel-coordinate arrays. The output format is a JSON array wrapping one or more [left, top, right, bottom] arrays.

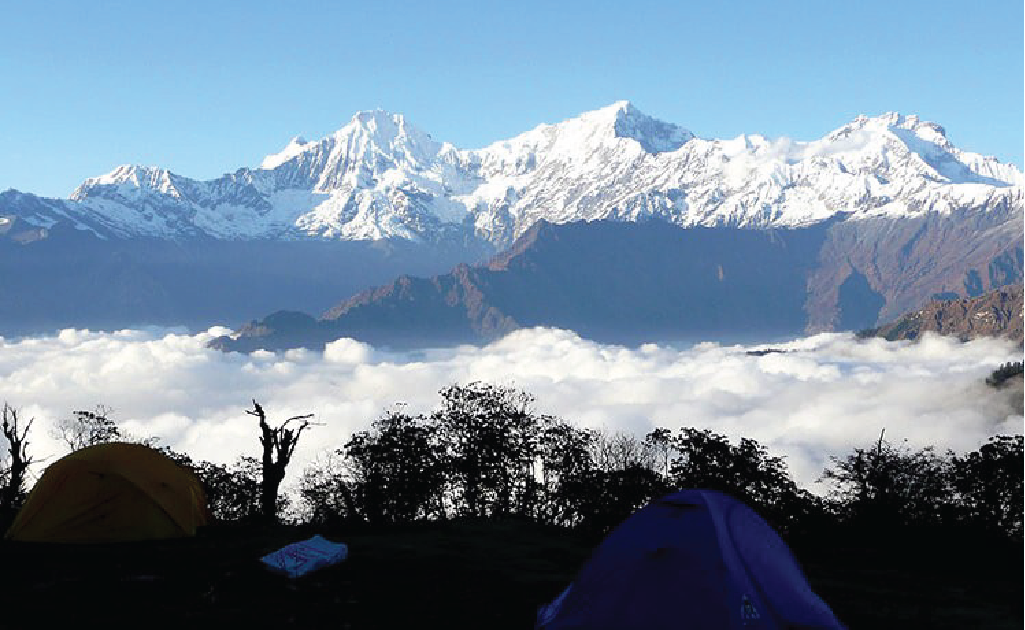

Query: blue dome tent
[[536, 489, 844, 629]]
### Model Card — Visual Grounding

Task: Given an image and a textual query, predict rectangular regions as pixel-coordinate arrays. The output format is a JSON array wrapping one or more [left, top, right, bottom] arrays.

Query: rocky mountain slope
[[862, 284, 1023, 343]]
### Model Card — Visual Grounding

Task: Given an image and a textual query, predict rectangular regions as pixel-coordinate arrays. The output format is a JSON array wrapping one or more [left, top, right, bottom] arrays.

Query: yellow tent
[[5, 442, 209, 543]]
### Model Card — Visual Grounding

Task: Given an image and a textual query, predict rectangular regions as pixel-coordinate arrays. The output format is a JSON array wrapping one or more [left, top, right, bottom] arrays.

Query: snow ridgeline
[[4, 102, 1022, 247]]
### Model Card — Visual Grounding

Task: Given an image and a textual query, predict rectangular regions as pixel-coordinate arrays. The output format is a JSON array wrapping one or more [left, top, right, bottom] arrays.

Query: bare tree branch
[[246, 400, 317, 522], [1, 402, 35, 520]]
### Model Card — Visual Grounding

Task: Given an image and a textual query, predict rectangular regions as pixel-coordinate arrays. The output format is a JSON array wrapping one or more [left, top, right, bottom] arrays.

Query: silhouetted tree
[[550, 427, 673, 533], [666, 427, 816, 532], [573, 464, 669, 534], [299, 453, 362, 526], [246, 400, 314, 523], [340, 409, 448, 524], [822, 430, 955, 530], [307, 383, 590, 525], [433, 383, 545, 519], [950, 435, 1023, 539], [204, 457, 268, 522], [51, 405, 121, 451], [1, 402, 34, 524], [158, 447, 266, 522], [643, 427, 674, 479], [591, 430, 660, 473], [533, 420, 598, 525]]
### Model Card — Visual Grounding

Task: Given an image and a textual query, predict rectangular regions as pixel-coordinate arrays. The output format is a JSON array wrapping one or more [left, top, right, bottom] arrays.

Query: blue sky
[[2, 0, 1022, 198]]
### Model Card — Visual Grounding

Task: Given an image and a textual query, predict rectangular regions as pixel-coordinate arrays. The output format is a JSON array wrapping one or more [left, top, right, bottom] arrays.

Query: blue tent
[[536, 489, 844, 629]]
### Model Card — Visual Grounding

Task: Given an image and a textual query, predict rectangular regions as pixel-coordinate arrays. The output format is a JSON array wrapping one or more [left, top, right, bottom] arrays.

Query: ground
[[0, 520, 1020, 629]]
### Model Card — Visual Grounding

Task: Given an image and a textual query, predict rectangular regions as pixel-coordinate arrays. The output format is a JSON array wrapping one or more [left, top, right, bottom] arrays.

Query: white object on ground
[[261, 535, 349, 579]]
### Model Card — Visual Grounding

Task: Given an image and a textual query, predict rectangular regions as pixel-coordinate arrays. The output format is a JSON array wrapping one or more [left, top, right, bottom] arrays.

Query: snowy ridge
[[3, 102, 1022, 246], [261, 136, 310, 170]]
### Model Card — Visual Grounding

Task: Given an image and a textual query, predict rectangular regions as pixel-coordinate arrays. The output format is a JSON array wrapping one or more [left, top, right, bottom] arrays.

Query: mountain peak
[[833, 111, 949, 140], [591, 100, 634, 116], [261, 136, 312, 170], [819, 111, 1022, 187], [342, 109, 421, 141], [70, 164, 180, 200], [334, 108, 435, 149], [824, 111, 956, 156], [581, 101, 693, 153], [350, 108, 402, 125]]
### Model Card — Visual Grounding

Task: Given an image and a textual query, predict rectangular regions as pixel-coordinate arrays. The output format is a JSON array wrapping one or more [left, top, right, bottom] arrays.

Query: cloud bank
[[1, 327, 1020, 494]]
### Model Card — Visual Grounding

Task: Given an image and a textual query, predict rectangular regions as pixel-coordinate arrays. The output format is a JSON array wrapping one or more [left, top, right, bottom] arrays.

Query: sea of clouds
[[1, 326, 1021, 495]]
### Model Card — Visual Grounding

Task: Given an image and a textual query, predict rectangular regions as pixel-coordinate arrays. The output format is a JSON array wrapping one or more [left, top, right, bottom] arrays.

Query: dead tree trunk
[[246, 400, 314, 523], [1, 403, 34, 522]]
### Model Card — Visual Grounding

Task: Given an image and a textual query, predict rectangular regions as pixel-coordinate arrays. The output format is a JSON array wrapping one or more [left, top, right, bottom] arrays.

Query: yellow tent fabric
[[4, 442, 209, 543]]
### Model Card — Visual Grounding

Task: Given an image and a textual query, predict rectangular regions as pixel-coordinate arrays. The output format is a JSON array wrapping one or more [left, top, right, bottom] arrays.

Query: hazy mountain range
[[1, 103, 1021, 343], [210, 218, 1022, 352]]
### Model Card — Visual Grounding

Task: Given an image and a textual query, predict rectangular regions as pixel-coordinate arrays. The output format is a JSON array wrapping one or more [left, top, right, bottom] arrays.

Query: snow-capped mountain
[[2, 103, 1021, 341], [3, 102, 1021, 248]]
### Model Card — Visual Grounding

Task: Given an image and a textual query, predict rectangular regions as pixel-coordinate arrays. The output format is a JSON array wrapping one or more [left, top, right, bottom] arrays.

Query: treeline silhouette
[[293, 383, 1022, 541], [2, 382, 1022, 542]]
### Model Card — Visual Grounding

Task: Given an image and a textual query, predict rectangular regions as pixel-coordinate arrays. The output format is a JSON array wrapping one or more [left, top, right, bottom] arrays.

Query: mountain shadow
[[837, 270, 886, 332]]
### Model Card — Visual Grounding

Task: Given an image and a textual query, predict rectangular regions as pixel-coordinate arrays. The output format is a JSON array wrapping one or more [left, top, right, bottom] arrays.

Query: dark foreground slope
[[0, 520, 1020, 629]]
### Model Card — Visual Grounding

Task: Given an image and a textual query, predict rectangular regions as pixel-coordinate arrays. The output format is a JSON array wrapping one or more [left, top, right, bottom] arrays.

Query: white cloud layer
[[1, 327, 1021, 495]]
